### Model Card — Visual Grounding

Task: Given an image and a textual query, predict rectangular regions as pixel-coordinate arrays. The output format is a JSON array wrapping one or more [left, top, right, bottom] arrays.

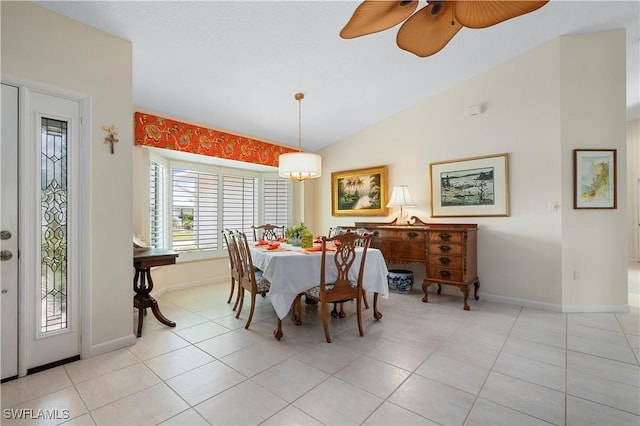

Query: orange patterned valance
[[134, 112, 295, 167]]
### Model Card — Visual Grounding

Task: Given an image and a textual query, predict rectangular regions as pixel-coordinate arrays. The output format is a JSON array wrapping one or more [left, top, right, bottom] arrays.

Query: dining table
[[249, 242, 389, 340]]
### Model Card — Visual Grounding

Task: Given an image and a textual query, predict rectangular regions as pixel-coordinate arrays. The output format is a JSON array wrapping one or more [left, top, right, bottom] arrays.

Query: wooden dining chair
[[252, 224, 285, 241], [233, 230, 271, 329], [222, 229, 241, 310], [294, 232, 372, 343], [326, 227, 371, 310]]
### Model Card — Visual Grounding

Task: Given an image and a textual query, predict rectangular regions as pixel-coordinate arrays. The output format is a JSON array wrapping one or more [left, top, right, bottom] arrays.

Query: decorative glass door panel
[[40, 117, 68, 334]]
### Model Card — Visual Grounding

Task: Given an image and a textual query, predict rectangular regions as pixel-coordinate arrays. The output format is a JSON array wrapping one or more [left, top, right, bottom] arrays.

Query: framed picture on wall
[[429, 153, 510, 217], [573, 149, 617, 209], [331, 166, 388, 216]]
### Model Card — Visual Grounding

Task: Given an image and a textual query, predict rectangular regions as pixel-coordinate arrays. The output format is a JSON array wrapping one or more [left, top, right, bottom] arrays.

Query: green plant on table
[[285, 223, 312, 242]]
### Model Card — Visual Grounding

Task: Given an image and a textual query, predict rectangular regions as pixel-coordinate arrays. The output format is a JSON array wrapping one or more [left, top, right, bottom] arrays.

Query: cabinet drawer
[[427, 231, 464, 243], [428, 254, 463, 268], [428, 243, 464, 256], [428, 266, 463, 282], [374, 228, 424, 241]]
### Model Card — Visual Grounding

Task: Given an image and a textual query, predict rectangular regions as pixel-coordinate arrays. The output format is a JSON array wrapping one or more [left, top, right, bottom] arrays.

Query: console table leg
[[421, 281, 430, 303], [136, 303, 144, 338], [474, 280, 480, 300], [461, 287, 470, 311]]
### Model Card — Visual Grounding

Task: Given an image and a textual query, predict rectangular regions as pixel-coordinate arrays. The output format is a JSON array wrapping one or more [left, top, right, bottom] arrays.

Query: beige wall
[[559, 30, 628, 308], [310, 30, 628, 312], [2, 2, 135, 354], [628, 119, 640, 262]]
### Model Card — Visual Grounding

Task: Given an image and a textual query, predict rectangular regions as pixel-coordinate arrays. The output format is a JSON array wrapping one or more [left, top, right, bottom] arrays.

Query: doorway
[[1, 83, 83, 380]]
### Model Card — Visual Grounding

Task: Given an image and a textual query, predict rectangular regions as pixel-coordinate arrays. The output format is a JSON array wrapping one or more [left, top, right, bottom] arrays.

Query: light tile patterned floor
[[2, 266, 639, 426]]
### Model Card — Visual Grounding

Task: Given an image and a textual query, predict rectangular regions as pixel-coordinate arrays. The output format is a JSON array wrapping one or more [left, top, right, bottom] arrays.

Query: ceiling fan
[[340, 0, 549, 57]]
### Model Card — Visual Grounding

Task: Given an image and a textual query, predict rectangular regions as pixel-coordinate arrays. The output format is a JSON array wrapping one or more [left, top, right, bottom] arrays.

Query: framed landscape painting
[[429, 153, 509, 217], [573, 149, 617, 209], [332, 166, 388, 216]]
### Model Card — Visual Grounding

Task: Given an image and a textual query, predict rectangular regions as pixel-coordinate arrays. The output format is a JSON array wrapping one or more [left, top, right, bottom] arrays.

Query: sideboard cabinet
[[354, 217, 480, 310]]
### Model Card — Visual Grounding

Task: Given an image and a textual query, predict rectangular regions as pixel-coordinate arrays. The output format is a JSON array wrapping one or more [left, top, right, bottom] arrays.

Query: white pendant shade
[[386, 185, 415, 207], [278, 92, 322, 181], [278, 151, 322, 181]]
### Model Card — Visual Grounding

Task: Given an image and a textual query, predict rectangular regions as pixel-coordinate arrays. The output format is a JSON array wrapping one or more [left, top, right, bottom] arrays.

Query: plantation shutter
[[222, 175, 258, 239], [263, 178, 291, 229], [172, 168, 218, 252], [149, 160, 166, 248]]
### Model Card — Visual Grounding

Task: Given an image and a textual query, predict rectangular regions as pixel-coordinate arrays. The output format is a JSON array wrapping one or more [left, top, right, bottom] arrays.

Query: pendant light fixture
[[278, 92, 322, 181]]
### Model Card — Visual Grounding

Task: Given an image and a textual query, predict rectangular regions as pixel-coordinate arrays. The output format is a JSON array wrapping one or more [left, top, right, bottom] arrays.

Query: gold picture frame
[[429, 153, 510, 217], [331, 166, 388, 216]]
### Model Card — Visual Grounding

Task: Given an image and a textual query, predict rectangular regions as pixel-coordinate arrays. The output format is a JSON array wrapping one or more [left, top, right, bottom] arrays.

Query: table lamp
[[386, 185, 416, 225]]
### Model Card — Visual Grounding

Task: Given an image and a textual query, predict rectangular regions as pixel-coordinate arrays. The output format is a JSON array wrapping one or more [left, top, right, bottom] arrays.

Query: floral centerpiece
[[285, 222, 312, 247]]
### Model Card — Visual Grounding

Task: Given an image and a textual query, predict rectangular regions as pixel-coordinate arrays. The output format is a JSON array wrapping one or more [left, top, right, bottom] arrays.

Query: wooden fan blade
[[455, 1, 549, 29], [396, 2, 463, 57], [340, 0, 419, 39]]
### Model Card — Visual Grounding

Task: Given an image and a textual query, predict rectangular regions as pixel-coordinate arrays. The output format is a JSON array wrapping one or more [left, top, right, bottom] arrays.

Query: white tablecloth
[[250, 245, 389, 319]]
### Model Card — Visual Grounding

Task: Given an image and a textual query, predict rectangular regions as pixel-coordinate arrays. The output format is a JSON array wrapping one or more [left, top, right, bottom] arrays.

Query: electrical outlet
[[548, 201, 560, 212]]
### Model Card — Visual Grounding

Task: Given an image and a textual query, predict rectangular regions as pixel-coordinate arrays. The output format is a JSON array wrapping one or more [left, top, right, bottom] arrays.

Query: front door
[[1, 84, 83, 378], [1, 83, 20, 381]]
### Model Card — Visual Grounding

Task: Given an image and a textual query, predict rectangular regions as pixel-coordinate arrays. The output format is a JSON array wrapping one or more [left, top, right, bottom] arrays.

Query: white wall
[[2, 2, 135, 354], [559, 30, 628, 308], [628, 119, 640, 262], [311, 30, 628, 311]]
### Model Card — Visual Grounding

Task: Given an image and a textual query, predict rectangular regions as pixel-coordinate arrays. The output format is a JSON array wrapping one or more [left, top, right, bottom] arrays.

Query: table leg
[[134, 267, 176, 337], [373, 292, 382, 320], [421, 281, 430, 303], [144, 269, 176, 327], [460, 286, 470, 311], [274, 318, 283, 340]]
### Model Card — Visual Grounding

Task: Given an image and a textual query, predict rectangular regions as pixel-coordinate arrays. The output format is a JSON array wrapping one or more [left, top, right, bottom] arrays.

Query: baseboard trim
[[480, 293, 630, 313], [480, 293, 564, 312], [151, 276, 228, 297], [87, 333, 137, 358]]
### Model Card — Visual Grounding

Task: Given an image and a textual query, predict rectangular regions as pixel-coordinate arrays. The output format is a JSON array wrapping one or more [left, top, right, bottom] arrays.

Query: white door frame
[[2, 74, 92, 376]]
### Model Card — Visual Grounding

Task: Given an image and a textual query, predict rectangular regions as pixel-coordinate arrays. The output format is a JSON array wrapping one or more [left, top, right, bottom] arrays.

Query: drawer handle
[[439, 245, 451, 252], [438, 233, 451, 241], [373, 231, 379, 237], [407, 231, 418, 239], [439, 270, 451, 278], [439, 257, 450, 265]]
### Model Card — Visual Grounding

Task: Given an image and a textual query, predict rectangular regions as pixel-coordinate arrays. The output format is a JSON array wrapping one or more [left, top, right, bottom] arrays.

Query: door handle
[[0, 250, 13, 261], [0, 230, 11, 240]]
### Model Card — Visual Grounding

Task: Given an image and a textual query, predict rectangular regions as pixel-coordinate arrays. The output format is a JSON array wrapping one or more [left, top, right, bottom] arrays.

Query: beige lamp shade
[[387, 185, 415, 225], [386, 185, 416, 207], [278, 152, 322, 181]]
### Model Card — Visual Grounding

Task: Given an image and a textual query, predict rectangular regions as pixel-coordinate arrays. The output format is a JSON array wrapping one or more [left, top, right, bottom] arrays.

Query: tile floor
[[2, 266, 639, 426]]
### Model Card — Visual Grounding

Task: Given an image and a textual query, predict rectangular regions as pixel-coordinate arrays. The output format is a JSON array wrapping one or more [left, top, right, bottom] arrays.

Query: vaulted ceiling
[[36, 1, 639, 152]]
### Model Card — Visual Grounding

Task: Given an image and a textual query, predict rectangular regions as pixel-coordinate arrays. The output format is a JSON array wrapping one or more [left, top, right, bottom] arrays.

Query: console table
[[133, 248, 178, 337], [354, 217, 479, 310]]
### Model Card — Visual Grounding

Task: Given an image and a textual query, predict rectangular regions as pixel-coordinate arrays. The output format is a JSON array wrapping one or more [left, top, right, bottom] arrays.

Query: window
[[264, 178, 290, 229], [148, 153, 291, 257], [172, 168, 218, 252], [222, 175, 257, 238], [149, 160, 166, 248]]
